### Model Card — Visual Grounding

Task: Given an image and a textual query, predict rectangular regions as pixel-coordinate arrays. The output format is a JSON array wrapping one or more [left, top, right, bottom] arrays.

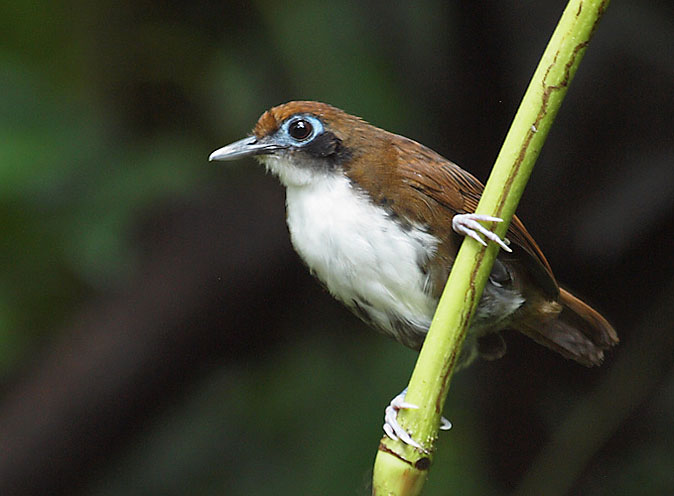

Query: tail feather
[[520, 288, 618, 367]]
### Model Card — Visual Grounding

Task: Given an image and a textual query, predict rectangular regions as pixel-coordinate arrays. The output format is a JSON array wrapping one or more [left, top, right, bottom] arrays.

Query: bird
[[209, 100, 618, 447]]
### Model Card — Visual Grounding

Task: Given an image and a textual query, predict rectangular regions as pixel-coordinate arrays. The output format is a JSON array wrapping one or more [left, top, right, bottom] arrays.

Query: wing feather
[[393, 137, 559, 299]]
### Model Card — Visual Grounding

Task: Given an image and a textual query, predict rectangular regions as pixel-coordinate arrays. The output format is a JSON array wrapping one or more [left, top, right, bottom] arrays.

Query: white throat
[[270, 158, 439, 342]]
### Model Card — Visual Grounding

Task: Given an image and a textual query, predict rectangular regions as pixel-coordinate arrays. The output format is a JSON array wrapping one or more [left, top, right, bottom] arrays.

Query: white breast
[[282, 171, 439, 339]]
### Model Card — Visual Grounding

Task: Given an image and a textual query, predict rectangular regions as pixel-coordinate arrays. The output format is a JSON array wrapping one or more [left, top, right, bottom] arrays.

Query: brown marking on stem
[[435, 249, 484, 414], [378, 441, 415, 467], [536, 41, 588, 125], [590, 1, 609, 37]]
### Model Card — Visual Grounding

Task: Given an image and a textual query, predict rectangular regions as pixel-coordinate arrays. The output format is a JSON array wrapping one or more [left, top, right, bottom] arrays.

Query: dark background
[[1, 1, 672, 495]]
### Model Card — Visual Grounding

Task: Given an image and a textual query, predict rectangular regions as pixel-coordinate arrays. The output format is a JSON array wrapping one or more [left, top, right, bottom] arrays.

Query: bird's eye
[[288, 119, 313, 141]]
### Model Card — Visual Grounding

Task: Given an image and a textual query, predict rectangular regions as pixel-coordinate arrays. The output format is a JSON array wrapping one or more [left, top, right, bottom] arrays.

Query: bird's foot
[[383, 388, 452, 450], [452, 213, 512, 252]]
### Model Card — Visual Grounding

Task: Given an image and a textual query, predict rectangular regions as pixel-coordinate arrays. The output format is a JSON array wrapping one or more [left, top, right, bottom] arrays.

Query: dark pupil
[[288, 119, 313, 141]]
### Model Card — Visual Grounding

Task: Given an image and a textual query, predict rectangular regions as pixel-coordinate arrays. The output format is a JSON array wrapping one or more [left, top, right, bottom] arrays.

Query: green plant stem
[[372, 1, 610, 494]]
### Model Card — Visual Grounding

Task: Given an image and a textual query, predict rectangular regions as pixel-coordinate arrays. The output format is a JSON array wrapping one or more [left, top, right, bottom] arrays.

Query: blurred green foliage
[[1, 1, 673, 495], [0, 47, 207, 372]]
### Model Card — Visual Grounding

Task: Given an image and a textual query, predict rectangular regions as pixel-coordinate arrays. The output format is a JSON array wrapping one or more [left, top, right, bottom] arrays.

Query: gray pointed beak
[[209, 136, 285, 162]]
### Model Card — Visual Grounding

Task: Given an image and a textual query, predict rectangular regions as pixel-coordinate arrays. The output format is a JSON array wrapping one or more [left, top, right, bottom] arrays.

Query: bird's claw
[[452, 213, 512, 252], [439, 416, 452, 430], [383, 389, 452, 450], [384, 389, 421, 449]]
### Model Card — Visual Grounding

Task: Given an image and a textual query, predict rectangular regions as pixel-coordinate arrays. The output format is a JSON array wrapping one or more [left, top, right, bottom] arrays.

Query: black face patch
[[302, 131, 351, 166]]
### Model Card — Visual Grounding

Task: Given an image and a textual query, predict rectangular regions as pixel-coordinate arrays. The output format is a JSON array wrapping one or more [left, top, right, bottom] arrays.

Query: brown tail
[[520, 288, 619, 367]]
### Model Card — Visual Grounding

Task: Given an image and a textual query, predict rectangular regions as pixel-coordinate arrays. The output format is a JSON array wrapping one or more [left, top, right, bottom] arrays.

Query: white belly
[[284, 173, 438, 341]]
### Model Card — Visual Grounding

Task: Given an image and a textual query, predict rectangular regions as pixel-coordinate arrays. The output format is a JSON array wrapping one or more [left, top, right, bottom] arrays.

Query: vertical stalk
[[372, 1, 610, 494]]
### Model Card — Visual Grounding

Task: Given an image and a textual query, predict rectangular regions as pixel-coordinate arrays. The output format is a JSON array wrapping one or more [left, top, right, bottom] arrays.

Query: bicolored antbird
[[210, 101, 618, 447]]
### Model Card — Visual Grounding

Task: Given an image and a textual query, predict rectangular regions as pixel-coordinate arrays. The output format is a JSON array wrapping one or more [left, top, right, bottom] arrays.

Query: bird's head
[[209, 101, 382, 187]]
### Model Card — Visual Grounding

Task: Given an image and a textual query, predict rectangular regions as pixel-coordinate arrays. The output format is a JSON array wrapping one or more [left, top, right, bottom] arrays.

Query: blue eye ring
[[280, 115, 324, 146]]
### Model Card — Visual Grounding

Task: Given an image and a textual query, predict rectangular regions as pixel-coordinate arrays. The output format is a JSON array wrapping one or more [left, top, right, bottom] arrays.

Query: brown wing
[[393, 136, 559, 300]]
